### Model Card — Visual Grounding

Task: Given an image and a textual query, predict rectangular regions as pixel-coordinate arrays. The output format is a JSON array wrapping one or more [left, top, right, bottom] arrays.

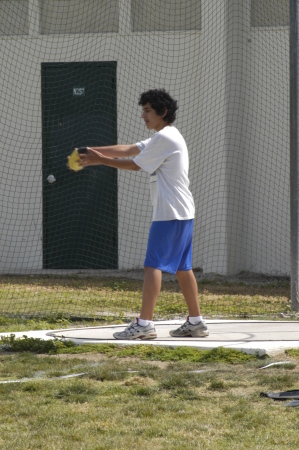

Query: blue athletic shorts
[[144, 219, 194, 274]]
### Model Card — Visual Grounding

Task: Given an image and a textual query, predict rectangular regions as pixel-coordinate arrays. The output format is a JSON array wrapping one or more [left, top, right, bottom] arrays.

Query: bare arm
[[87, 144, 140, 158], [79, 147, 141, 171]]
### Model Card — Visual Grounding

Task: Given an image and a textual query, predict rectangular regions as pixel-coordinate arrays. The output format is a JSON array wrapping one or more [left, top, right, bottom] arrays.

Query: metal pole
[[290, 0, 299, 311]]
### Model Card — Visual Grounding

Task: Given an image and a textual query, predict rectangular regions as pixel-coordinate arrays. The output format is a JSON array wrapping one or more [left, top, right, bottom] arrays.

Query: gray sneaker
[[169, 318, 209, 337], [113, 318, 157, 340]]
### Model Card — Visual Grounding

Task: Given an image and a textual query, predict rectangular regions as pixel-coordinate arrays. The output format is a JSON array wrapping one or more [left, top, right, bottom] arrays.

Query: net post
[[290, 0, 299, 311]]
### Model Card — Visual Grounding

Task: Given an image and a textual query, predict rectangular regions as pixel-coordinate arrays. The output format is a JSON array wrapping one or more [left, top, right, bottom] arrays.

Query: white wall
[[0, 0, 291, 275], [195, 0, 229, 274], [243, 27, 290, 275], [195, 0, 290, 276], [0, 0, 203, 272]]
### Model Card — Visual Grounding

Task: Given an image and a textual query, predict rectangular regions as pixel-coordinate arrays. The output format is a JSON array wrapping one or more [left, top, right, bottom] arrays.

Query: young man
[[78, 89, 209, 339]]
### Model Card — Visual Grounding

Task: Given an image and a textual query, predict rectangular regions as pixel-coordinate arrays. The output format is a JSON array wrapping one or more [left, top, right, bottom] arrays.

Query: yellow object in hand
[[68, 148, 84, 172]]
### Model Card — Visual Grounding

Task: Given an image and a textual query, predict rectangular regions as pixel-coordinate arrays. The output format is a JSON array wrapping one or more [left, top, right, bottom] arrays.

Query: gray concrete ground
[[2, 320, 299, 356]]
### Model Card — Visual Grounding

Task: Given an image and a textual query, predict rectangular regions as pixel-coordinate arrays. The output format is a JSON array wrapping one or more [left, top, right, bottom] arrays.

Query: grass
[[0, 275, 293, 327], [0, 335, 255, 363], [0, 276, 296, 448], [0, 340, 299, 449]]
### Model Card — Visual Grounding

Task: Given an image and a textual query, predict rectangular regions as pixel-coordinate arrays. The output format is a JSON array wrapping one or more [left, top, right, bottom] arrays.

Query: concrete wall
[[0, 0, 291, 275], [243, 26, 290, 275], [196, 0, 290, 276], [0, 0, 202, 272]]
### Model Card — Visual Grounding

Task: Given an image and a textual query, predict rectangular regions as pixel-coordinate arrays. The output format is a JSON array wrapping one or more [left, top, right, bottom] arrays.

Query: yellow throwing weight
[[68, 148, 84, 172]]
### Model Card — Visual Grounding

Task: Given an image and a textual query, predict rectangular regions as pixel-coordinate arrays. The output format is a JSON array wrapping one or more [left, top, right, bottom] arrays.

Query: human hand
[[79, 147, 104, 166]]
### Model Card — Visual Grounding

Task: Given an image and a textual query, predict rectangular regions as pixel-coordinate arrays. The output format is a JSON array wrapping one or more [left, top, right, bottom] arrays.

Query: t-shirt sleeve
[[136, 138, 151, 152], [134, 134, 170, 174]]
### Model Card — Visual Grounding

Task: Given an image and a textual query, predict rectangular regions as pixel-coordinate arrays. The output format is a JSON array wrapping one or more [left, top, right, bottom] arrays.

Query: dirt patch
[[49, 352, 169, 369]]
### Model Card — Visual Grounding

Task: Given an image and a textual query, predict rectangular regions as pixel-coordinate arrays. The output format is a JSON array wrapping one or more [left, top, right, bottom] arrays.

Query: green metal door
[[42, 62, 118, 269]]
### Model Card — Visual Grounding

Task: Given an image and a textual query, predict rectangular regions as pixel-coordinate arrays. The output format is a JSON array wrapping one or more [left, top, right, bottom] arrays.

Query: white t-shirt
[[134, 126, 195, 221]]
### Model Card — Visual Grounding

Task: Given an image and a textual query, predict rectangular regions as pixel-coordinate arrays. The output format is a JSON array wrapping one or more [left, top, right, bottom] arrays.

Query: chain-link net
[[0, 0, 292, 320]]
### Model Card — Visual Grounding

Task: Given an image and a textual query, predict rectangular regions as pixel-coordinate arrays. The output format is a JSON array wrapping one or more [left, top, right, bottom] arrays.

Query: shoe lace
[[126, 321, 139, 334], [180, 321, 190, 331]]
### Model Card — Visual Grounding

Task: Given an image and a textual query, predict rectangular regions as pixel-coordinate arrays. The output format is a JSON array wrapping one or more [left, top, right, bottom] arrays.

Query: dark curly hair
[[138, 89, 178, 123]]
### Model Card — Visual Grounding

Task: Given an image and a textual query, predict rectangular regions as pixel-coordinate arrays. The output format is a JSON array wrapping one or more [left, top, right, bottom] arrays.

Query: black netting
[[0, 1, 292, 319]]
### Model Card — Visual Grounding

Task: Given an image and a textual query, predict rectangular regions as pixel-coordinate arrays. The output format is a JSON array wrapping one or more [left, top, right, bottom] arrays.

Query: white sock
[[188, 316, 203, 325], [137, 318, 154, 327]]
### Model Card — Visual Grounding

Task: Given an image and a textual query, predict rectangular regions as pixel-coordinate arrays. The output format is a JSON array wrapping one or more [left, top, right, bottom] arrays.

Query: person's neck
[[155, 123, 171, 132]]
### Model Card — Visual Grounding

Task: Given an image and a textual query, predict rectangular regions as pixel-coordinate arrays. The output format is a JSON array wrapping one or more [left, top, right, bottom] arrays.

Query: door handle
[[47, 174, 56, 184]]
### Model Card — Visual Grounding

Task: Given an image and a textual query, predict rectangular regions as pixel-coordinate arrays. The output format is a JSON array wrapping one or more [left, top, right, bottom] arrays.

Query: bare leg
[[176, 270, 201, 316], [139, 267, 162, 320]]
